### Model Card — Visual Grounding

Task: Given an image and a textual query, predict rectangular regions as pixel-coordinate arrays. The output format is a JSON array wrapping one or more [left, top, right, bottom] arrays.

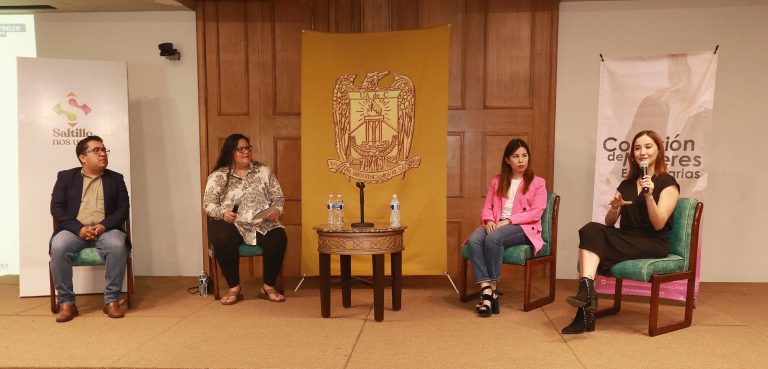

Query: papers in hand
[[252, 203, 279, 223]]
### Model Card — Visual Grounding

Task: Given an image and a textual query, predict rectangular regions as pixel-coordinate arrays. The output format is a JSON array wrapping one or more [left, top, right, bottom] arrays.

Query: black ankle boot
[[566, 277, 598, 311], [561, 306, 595, 334]]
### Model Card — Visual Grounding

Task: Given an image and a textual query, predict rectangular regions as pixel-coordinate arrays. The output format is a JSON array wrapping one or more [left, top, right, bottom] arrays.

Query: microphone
[[232, 204, 239, 214], [639, 161, 649, 193]]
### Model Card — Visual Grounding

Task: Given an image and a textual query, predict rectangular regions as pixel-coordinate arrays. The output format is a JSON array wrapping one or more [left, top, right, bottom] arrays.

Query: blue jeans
[[50, 229, 128, 305], [467, 224, 530, 284]]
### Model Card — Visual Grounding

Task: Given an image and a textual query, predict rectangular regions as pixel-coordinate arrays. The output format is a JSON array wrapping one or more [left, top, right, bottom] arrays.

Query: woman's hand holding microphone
[[223, 204, 239, 223]]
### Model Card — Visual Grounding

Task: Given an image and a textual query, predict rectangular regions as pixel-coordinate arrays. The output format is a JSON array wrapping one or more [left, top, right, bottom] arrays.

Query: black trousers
[[207, 219, 287, 288]]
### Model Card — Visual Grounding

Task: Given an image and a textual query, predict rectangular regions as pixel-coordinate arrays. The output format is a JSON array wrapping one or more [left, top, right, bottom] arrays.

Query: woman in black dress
[[562, 130, 680, 334]]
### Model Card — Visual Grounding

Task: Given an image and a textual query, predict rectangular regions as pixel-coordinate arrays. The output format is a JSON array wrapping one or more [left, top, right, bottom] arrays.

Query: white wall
[[35, 11, 201, 276], [555, 0, 768, 281]]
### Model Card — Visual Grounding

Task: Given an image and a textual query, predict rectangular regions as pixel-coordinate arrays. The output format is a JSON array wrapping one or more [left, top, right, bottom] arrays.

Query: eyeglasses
[[83, 147, 110, 155], [235, 145, 253, 154]]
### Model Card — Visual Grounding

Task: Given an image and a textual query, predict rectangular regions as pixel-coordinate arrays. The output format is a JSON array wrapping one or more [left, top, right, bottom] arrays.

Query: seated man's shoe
[[56, 303, 79, 323], [102, 301, 124, 319]]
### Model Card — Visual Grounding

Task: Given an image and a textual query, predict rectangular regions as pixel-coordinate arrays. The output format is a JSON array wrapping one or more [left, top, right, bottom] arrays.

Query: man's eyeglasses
[[235, 145, 253, 154], [83, 147, 110, 155]]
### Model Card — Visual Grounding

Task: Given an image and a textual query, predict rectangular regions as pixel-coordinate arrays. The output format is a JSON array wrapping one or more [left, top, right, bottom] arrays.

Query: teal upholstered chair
[[459, 192, 560, 311], [595, 197, 703, 336], [49, 220, 134, 313], [207, 243, 284, 300]]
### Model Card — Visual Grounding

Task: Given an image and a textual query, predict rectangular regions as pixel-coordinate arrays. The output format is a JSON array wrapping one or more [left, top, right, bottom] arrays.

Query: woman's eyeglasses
[[236, 145, 253, 154]]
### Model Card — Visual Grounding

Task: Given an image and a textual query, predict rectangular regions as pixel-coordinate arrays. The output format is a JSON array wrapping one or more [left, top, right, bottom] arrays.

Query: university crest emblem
[[328, 71, 420, 183]]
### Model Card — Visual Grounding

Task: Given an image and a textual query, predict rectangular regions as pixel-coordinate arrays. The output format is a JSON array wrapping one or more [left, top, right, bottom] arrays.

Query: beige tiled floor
[[0, 275, 766, 368]]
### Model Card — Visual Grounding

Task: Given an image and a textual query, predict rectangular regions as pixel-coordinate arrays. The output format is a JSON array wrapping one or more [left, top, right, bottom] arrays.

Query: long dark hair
[[625, 130, 668, 179], [497, 138, 535, 197], [212, 133, 249, 173]]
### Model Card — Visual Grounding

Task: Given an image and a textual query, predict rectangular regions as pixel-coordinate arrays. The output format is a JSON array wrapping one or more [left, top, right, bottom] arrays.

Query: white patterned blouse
[[203, 161, 285, 245]]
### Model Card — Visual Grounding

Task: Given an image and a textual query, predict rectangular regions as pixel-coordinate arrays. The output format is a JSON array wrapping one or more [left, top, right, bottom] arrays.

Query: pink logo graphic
[[52, 92, 92, 127]]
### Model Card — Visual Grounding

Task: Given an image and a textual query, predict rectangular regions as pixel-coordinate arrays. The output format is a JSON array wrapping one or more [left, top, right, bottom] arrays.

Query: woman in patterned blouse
[[204, 133, 288, 304]]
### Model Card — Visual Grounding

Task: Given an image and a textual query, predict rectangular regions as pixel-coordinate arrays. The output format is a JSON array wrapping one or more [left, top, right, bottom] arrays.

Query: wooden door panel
[[274, 137, 302, 200], [330, 0, 361, 33], [485, 0, 533, 109], [274, 0, 313, 114], [361, 0, 391, 32], [216, 1, 251, 115], [447, 132, 464, 198], [418, 0, 466, 109], [447, 219, 464, 280]]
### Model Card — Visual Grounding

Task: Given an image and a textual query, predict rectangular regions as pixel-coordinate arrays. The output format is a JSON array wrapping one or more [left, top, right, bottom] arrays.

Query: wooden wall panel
[[447, 132, 463, 198], [283, 224, 303, 276], [216, 0, 250, 115], [198, 0, 559, 280], [485, 0, 532, 108], [446, 219, 463, 283], [330, 0, 361, 32], [361, 0, 391, 32], [274, 137, 301, 200], [274, 0, 313, 114], [419, 0, 465, 109], [391, 0, 418, 30]]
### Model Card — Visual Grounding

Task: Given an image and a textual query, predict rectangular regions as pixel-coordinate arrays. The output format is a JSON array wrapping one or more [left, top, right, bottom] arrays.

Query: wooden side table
[[314, 224, 406, 322]]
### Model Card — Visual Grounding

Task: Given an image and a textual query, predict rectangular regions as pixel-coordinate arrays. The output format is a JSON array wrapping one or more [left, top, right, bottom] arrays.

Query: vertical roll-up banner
[[18, 57, 131, 296], [592, 51, 717, 301], [301, 27, 450, 275]]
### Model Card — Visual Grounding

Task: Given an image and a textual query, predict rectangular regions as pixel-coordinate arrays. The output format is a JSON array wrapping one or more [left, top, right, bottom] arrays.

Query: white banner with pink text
[[592, 50, 717, 301]]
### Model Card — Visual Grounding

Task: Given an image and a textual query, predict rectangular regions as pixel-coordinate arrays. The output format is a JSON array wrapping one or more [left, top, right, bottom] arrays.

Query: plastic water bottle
[[198, 270, 209, 297], [389, 193, 400, 227], [335, 194, 344, 227], [326, 194, 335, 226]]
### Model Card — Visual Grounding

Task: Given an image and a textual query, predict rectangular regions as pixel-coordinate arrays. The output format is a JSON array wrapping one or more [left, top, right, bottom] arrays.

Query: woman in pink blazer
[[466, 139, 547, 317]]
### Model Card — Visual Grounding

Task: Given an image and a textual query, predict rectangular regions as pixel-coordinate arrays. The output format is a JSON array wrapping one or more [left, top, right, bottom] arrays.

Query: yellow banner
[[301, 26, 449, 275]]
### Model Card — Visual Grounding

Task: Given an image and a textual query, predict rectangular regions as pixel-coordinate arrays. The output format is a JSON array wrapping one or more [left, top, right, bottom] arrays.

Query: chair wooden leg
[[209, 250, 220, 300], [522, 256, 556, 311], [459, 257, 478, 302], [596, 278, 623, 318], [126, 255, 134, 309], [648, 272, 694, 336], [49, 261, 58, 314]]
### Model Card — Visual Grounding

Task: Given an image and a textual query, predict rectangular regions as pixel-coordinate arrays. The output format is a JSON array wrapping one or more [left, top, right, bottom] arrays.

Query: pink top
[[480, 175, 547, 254]]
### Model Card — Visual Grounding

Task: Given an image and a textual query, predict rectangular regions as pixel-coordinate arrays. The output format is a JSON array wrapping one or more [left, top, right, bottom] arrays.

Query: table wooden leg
[[391, 251, 402, 311], [372, 254, 385, 321], [319, 252, 331, 318], [341, 254, 351, 308]]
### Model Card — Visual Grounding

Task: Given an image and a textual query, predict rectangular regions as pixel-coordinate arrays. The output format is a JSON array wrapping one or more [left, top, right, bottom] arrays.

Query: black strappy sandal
[[478, 286, 494, 317]]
